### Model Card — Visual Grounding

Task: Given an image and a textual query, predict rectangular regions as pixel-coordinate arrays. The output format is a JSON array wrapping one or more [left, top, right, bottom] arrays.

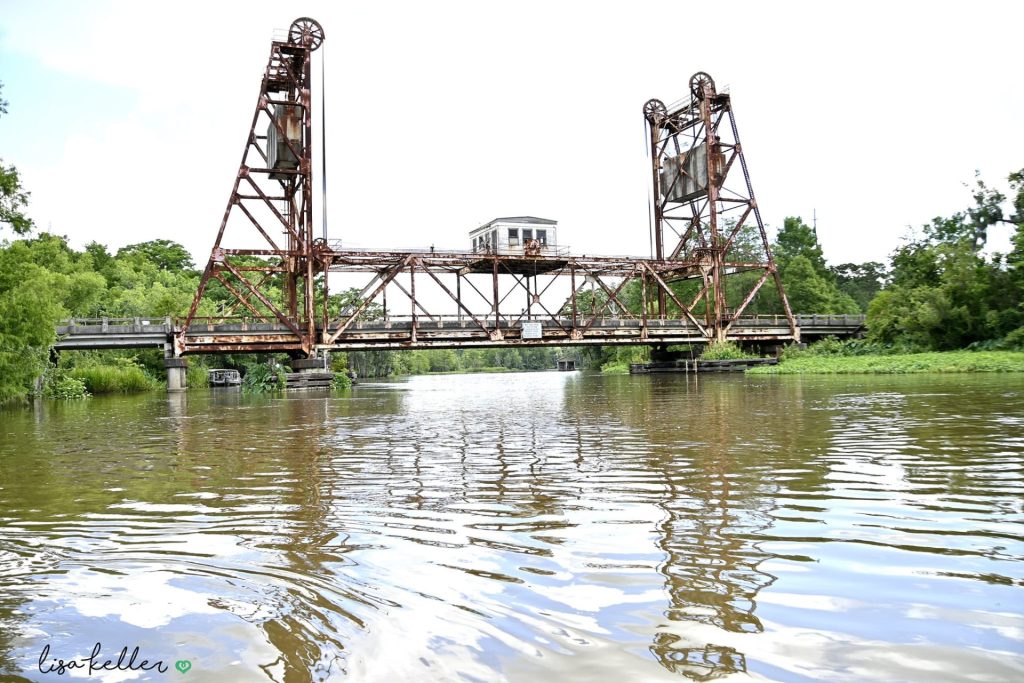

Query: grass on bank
[[186, 363, 210, 389], [748, 350, 1024, 374], [68, 365, 161, 393]]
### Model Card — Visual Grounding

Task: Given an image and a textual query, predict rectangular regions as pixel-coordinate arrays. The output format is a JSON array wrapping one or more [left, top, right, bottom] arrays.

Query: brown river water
[[0, 372, 1022, 682]]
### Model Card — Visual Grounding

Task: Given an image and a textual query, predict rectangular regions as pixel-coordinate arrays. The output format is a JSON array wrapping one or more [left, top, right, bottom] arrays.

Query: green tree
[[0, 82, 34, 236], [1006, 170, 1024, 294], [101, 253, 199, 317], [832, 261, 886, 311], [0, 235, 105, 403], [924, 172, 1007, 252], [866, 168, 1024, 350], [116, 239, 195, 272], [864, 250, 989, 351], [774, 216, 828, 278], [327, 287, 384, 320], [0, 267, 63, 402], [1, 234, 106, 315], [83, 241, 114, 275], [782, 255, 859, 314], [753, 216, 859, 314]]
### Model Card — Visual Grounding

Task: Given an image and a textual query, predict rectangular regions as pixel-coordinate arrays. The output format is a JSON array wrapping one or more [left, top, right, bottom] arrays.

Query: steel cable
[[320, 44, 328, 241]]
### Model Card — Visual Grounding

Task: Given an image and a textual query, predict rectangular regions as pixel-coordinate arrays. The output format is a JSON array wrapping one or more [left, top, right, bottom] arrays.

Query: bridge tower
[[179, 18, 326, 357], [644, 73, 797, 342]]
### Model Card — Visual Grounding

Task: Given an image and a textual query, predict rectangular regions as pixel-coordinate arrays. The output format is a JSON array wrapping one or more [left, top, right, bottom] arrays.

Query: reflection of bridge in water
[[559, 375, 828, 681]]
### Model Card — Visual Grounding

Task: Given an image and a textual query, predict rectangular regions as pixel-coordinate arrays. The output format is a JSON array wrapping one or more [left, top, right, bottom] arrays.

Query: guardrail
[[57, 317, 175, 333], [58, 313, 866, 334], [53, 313, 865, 353], [326, 243, 575, 258]]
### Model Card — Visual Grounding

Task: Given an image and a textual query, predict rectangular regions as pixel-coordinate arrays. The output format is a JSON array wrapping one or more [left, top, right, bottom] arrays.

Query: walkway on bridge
[[55, 314, 866, 354]]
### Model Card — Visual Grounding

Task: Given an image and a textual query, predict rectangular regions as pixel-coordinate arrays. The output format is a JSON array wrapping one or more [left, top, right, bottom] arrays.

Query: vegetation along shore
[[750, 349, 1024, 375]]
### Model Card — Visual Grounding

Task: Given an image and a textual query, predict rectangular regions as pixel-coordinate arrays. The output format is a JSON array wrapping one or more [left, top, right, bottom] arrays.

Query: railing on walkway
[[56, 317, 175, 333], [176, 313, 864, 329], [55, 314, 865, 347]]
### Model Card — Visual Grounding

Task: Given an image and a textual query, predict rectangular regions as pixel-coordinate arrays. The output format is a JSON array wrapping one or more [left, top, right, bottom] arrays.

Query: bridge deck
[[55, 315, 865, 354]]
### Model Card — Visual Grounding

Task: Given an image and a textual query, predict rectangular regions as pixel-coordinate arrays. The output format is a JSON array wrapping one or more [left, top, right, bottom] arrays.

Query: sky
[[1, 0, 1021, 267]]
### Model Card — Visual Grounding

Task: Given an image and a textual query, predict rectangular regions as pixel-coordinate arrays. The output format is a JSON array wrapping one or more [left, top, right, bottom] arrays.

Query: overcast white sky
[[1, 0, 1021, 267]]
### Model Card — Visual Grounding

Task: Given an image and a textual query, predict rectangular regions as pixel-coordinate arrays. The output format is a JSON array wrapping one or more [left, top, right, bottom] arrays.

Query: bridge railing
[[57, 317, 175, 333], [58, 313, 866, 336], [749, 314, 866, 327], [326, 243, 575, 258]]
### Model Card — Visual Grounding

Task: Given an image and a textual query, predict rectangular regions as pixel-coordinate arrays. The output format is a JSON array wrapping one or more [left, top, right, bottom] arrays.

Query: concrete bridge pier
[[164, 357, 188, 392], [285, 356, 333, 391], [290, 357, 328, 374]]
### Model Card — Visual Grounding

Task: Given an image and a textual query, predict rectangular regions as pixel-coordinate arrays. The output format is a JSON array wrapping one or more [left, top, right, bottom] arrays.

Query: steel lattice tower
[[180, 18, 326, 356], [644, 72, 796, 342]]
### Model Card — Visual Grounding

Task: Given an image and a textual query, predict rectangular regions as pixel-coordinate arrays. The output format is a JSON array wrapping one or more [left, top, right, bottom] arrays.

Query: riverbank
[[748, 350, 1024, 374]]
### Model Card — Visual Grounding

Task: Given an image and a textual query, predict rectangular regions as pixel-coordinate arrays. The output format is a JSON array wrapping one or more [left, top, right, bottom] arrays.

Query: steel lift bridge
[[173, 17, 814, 360]]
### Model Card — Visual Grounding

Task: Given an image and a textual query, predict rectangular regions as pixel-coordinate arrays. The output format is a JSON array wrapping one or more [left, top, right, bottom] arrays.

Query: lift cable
[[644, 118, 654, 260], [320, 43, 328, 241]]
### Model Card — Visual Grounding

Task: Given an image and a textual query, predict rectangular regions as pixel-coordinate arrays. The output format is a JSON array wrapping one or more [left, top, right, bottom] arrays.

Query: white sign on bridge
[[521, 322, 543, 339]]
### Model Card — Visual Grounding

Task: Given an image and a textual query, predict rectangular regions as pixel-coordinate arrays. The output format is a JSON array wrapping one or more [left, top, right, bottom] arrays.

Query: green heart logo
[[175, 660, 192, 674]]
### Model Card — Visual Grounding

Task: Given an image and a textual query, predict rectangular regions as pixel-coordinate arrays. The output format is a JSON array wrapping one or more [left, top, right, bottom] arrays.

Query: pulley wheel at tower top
[[689, 72, 715, 100], [643, 99, 668, 123], [289, 17, 324, 51]]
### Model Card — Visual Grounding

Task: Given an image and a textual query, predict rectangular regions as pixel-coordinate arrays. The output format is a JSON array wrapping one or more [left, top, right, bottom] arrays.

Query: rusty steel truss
[[181, 18, 325, 355], [644, 72, 796, 341], [179, 19, 798, 357]]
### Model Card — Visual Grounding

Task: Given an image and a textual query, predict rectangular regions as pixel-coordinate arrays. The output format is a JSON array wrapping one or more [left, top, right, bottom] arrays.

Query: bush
[[242, 363, 284, 392], [998, 327, 1024, 351], [780, 337, 916, 361], [331, 372, 352, 390], [43, 373, 90, 400], [329, 353, 349, 373], [700, 341, 755, 360]]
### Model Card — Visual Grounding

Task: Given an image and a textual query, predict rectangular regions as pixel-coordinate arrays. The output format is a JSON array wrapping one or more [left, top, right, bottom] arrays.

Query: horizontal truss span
[[311, 250, 794, 351], [58, 314, 866, 354]]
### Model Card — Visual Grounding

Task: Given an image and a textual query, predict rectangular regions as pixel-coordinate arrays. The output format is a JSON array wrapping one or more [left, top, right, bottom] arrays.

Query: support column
[[290, 358, 327, 374], [164, 357, 188, 393], [287, 357, 332, 391]]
